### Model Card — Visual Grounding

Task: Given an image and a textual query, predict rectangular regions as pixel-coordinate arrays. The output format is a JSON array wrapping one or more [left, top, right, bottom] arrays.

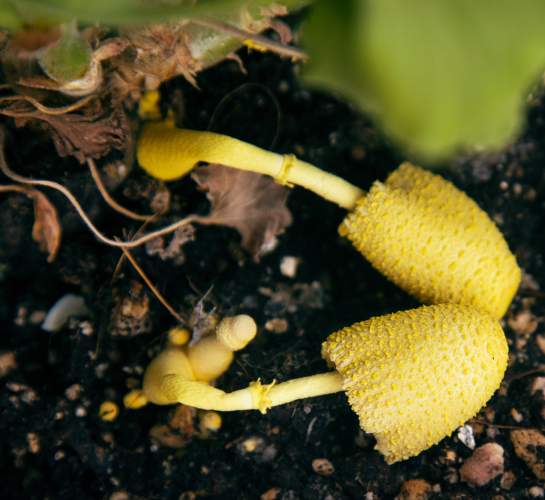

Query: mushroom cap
[[321, 304, 508, 464], [217, 314, 258, 351], [339, 163, 520, 318]]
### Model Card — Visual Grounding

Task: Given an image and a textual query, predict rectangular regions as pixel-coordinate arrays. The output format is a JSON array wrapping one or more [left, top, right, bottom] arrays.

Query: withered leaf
[[192, 164, 292, 260], [1, 98, 128, 163], [30, 189, 61, 262], [0, 185, 61, 262]]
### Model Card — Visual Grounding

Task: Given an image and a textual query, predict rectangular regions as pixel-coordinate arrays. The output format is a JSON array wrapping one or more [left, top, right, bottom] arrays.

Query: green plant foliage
[[302, 0, 545, 159], [38, 22, 91, 83], [5, 0, 309, 26], [0, 0, 21, 30]]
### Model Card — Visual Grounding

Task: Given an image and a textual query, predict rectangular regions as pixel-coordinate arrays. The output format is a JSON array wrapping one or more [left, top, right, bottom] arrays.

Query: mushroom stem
[[138, 123, 364, 210], [159, 371, 344, 413]]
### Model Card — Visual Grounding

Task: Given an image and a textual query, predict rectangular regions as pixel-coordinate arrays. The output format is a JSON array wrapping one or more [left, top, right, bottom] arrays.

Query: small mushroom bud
[[187, 315, 257, 382], [216, 315, 257, 351]]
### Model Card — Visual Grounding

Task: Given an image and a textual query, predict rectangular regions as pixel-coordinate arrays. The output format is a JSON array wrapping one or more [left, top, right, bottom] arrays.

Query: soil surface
[[2, 47, 545, 500]]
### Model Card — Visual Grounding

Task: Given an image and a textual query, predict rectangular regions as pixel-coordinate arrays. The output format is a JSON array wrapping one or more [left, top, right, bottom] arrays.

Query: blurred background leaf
[[5, 0, 310, 26], [302, 0, 545, 160]]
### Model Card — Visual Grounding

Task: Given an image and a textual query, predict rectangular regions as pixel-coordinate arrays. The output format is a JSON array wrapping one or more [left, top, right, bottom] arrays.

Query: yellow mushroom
[[99, 401, 120, 422], [137, 123, 520, 318], [139, 304, 508, 463], [126, 314, 258, 407], [186, 314, 257, 382]]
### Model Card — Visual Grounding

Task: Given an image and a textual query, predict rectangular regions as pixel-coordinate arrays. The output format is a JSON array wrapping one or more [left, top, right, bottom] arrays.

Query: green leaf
[[38, 22, 91, 83], [302, 0, 545, 159], [9, 0, 310, 26], [0, 0, 22, 29]]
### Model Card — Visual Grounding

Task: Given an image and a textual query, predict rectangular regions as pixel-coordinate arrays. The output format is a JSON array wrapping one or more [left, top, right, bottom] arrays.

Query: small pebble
[[79, 321, 94, 336], [261, 487, 280, 500], [500, 471, 516, 490], [510, 408, 524, 423], [312, 458, 335, 476], [530, 486, 545, 498], [27, 432, 40, 454], [75, 406, 87, 417], [508, 310, 538, 335], [351, 145, 366, 161], [457, 425, 476, 449], [110, 491, 130, 500], [65, 384, 82, 401], [241, 436, 265, 454], [280, 256, 299, 278], [396, 479, 432, 500], [531, 377, 545, 398], [460, 442, 504, 487], [264, 318, 289, 334], [0, 351, 16, 378], [29, 310, 46, 325]]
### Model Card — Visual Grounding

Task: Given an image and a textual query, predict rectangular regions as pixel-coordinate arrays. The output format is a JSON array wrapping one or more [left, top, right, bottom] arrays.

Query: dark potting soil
[[1, 49, 545, 500]]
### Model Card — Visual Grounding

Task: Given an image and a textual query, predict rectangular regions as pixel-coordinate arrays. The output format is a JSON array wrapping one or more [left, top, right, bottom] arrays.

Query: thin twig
[[470, 418, 545, 431], [119, 243, 185, 324], [87, 158, 153, 221], [0, 184, 29, 194], [0, 94, 94, 115], [0, 127, 199, 249], [112, 221, 155, 282], [191, 17, 308, 62], [506, 366, 545, 382]]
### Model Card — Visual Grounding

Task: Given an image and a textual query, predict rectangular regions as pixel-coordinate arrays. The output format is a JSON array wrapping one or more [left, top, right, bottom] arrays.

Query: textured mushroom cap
[[217, 314, 258, 351], [339, 163, 520, 318], [321, 304, 508, 464]]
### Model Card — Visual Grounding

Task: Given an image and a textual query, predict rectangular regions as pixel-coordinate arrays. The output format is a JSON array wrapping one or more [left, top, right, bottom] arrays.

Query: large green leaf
[[302, 0, 545, 159], [7, 0, 310, 26]]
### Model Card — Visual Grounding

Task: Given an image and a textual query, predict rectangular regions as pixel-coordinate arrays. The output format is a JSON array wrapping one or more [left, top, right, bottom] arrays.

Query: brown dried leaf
[[110, 23, 202, 99], [192, 164, 292, 260], [29, 189, 61, 262], [1, 99, 128, 163], [0, 185, 61, 261]]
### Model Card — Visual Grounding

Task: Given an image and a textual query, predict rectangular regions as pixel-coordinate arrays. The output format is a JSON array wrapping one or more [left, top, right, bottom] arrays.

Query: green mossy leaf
[[302, 0, 545, 159], [38, 22, 91, 83]]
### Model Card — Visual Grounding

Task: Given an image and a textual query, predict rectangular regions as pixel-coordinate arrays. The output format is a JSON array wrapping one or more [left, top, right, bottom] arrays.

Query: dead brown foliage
[[192, 164, 292, 260], [0, 184, 61, 262]]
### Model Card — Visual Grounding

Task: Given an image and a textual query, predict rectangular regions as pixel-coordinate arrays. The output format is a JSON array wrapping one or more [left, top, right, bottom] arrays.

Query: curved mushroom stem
[[138, 122, 364, 210], [159, 371, 344, 414]]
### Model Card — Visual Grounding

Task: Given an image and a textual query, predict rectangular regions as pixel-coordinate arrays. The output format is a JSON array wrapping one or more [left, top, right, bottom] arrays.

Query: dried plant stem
[[191, 17, 308, 62], [0, 95, 94, 115], [119, 244, 184, 324], [87, 158, 153, 221], [0, 127, 197, 249], [0, 184, 29, 194], [470, 418, 545, 431]]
